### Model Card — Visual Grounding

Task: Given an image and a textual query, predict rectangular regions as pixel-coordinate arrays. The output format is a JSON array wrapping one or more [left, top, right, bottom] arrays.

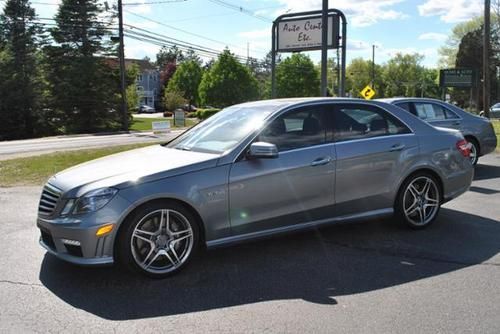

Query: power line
[[123, 9, 267, 55], [207, 0, 272, 23], [124, 28, 250, 62], [123, 0, 187, 5]]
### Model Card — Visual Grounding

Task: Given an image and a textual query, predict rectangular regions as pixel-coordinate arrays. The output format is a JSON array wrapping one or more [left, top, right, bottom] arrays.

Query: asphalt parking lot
[[0, 154, 499, 333]]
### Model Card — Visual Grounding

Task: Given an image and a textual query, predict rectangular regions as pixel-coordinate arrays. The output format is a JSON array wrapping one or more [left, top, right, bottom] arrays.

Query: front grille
[[40, 230, 56, 250], [38, 184, 62, 216]]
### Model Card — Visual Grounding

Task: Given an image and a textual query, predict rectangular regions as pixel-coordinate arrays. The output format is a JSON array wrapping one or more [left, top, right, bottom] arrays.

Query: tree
[[0, 0, 44, 140], [275, 53, 319, 98], [198, 49, 258, 107], [126, 63, 140, 112], [383, 53, 426, 97], [438, 17, 483, 67], [345, 58, 385, 98], [156, 45, 184, 68], [45, 0, 121, 133], [454, 27, 500, 109], [167, 60, 202, 107]]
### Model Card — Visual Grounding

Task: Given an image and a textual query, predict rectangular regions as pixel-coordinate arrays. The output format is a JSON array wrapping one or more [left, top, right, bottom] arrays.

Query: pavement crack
[[0, 279, 43, 287]]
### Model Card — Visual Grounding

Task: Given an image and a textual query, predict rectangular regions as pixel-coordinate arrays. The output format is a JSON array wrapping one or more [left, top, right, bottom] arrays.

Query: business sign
[[152, 121, 170, 134], [439, 68, 476, 88], [360, 85, 376, 100], [277, 15, 339, 52], [174, 110, 186, 127]]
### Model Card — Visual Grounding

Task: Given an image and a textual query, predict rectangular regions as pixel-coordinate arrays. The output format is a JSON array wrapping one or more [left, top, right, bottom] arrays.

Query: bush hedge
[[195, 108, 221, 120]]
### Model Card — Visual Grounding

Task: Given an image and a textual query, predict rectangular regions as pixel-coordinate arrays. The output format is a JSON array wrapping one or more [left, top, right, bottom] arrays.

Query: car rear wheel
[[395, 173, 441, 229], [467, 138, 479, 165], [117, 202, 199, 278]]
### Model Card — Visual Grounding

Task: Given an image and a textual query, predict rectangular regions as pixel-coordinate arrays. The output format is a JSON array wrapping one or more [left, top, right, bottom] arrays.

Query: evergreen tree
[[45, 0, 121, 133], [0, 0, 44, 140]]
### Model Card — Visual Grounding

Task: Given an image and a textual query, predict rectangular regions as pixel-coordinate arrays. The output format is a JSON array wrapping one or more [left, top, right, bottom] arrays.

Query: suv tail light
[[456, 139, 471, 157]]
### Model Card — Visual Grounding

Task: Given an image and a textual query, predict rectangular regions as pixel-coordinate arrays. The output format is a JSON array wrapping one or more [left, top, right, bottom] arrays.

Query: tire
[[466, 137, 479, 165], [117, 201, 200, 278], [395, 172, 441, 229]]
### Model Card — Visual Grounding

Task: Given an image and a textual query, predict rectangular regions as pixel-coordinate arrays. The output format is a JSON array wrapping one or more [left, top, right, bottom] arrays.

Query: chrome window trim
[[227, 100, 416, 164]]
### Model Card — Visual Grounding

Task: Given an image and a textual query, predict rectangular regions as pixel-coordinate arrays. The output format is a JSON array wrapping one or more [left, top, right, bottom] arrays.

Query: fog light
[[61, 239, 81, 246], [96, 224, 114, 237]]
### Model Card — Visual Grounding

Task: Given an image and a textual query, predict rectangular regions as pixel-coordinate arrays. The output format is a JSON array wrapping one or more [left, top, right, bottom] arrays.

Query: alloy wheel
[[469, 141, 478, 165], [403, 176, 440, 227], [130, 209, 194, 274]]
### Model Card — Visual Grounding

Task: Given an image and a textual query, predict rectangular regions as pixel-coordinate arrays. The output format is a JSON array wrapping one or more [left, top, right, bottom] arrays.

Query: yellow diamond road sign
[[360, 85, 376, 100]]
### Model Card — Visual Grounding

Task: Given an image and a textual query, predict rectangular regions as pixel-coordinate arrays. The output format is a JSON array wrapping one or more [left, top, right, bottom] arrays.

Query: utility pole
[[118, 0, 128, 130], [483, 0, 491, 118], [320, 0, 328, 97], [371, 44, 376, 91]]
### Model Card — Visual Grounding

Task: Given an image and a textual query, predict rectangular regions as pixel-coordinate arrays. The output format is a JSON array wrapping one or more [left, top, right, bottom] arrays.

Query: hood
[[48, 145, 219, 198]]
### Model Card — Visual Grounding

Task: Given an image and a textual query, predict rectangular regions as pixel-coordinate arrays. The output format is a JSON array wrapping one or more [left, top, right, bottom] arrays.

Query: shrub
[[195, 108, 221, 120], [164, 90, 186, 111]]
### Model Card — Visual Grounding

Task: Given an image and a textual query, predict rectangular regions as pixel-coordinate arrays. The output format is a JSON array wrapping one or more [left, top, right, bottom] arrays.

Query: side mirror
[[248, 142, 278, 159]]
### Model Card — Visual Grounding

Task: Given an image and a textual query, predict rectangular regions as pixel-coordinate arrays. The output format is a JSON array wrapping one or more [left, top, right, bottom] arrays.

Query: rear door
[[412, 101, 463, 131], [332, 103, 418, 216]]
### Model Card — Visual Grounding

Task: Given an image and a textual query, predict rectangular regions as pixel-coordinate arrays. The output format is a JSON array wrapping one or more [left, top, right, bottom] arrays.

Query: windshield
[[166, 104, 274, 154]]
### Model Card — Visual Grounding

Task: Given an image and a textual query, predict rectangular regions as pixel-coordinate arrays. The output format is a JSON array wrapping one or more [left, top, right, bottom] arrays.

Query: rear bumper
[[443, 165, 474, 203]]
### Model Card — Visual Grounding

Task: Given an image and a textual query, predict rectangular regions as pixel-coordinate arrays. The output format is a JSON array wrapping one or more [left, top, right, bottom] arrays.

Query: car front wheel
[[117, 202, 199, 278], [395, 173, 441, 229]]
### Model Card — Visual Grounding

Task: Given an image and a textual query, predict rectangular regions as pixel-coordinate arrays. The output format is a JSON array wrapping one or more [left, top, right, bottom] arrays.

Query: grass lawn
[[492, 120, 500, 152], [130, 117, 197, 132], [0, 142, 160, 187]]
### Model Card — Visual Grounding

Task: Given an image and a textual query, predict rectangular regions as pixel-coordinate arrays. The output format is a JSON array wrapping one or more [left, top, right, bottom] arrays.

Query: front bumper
[[38, 218, 115, 266]]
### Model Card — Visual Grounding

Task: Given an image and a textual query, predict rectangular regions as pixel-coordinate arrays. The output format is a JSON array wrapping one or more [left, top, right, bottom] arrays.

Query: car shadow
[[39, 208, 500, 320], [474, 162, 500, 180]]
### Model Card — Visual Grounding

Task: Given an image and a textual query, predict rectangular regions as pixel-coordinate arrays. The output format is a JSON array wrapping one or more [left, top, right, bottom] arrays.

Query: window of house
[[333, 104, 411, 142]]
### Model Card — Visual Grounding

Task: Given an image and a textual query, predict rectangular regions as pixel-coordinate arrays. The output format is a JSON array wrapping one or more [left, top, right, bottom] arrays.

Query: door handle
[[452, 121, 461, 126], [389, 144, 405, 152], [311, 157, 332, 166]]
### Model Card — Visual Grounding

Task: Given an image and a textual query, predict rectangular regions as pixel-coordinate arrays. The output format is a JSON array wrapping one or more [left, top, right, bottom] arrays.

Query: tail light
[[456, 139, 471, 157]]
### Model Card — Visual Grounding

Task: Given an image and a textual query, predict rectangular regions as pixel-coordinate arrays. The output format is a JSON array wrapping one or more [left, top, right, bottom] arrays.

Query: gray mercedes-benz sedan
[[37, 98, 474, 278], [379, 97, 497, 165]]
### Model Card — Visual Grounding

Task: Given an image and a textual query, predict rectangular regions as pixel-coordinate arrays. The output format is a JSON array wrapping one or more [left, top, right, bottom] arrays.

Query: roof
[[105, 58, 157, 72], [235, 97, 383, 111]]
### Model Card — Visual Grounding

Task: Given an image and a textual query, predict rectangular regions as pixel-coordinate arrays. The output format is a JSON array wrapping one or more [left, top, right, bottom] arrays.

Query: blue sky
[[28, 0, 485, 68]]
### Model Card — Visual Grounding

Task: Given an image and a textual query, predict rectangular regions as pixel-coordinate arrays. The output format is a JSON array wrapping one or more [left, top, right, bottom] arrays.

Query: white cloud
[[418, 32, 448, 42], [418, 0, 482, 23], [275, 0, 408, 27]]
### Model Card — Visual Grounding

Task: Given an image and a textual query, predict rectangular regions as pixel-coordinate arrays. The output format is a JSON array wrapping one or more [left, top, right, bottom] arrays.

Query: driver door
[[228, 105, 336, 236]]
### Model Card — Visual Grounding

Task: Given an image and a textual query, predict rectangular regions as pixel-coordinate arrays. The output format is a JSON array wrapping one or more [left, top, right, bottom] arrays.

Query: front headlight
[[72, 188, 118, 214]]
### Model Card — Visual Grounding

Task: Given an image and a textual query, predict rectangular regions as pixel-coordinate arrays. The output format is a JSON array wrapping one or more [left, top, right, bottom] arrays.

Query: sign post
[[271, 9, 347, 98]]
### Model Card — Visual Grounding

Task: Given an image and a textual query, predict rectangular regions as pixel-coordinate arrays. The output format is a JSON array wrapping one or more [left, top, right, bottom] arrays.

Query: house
[[125, 59, 161, 110], [106, 58, 162, 110]]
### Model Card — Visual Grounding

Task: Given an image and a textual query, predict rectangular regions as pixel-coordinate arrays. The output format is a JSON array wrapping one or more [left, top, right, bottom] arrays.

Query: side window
[[443, 107, 459, 119], [395, 102, 411, 113], [259, 106, 328, 152], [414, 102, 447, 121], [333, 104, 411, 142]]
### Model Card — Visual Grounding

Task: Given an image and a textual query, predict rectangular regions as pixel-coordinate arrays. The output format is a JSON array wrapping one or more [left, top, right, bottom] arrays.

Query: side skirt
[[206, 208, 394, 249]]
